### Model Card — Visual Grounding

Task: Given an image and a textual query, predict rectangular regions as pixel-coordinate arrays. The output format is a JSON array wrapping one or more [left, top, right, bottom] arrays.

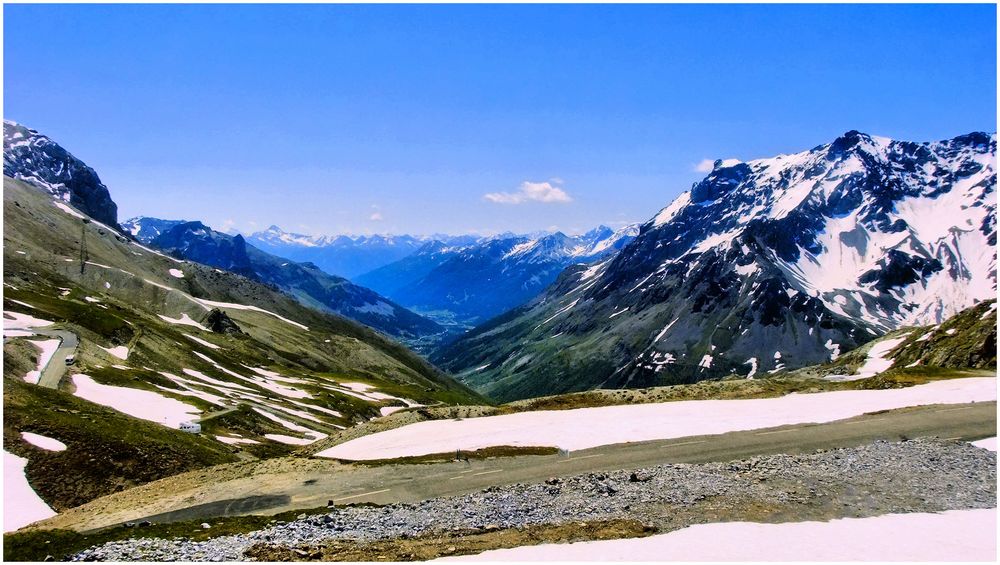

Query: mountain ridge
[[433, 130, 997, 401], [121, 217, 445, 342], [3, 120, 119, 228]]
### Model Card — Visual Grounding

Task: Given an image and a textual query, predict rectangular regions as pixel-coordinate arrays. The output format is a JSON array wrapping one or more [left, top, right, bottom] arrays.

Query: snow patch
[[71, 374, 202, 428], [184, 334, 221, 350], [970, 437, 997, 452], [4, 450, 56, 532], [317, 377, 996, 460], [438, 509, 997, 562], [99, 345, 129, 360], [21, 432, 67, 451]]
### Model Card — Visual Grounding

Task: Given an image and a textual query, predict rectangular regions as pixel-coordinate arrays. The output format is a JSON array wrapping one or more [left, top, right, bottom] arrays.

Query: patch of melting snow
[[23, 339, 60, 384], [182, 368, 257, 392], [264, 434, 320, 445], [4, 311, 55, 330], [826, 334, 909, 382], [194, 299, 309, 331], [970, 437, 997, 452], [4, 450, 56, 532], [169, 268, 185, 278], [317, 377, 997, 460], [981, 303, 997, 320], [53, 200, 85, 219], [184, 334, 221, 350], [436, 509, 997, 562], [99, 345, 129, 360], [823, 339, 841, 361], [215, 435, 260, 445], [158, 313, 209, 331], [252, 407, 327, 443], [71, 374, 201, 429], [20, 432, 67, 451]]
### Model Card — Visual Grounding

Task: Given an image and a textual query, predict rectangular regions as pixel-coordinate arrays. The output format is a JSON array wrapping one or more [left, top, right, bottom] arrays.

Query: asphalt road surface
[[30, 329, 78, 389], [106, 400, 995, 529]]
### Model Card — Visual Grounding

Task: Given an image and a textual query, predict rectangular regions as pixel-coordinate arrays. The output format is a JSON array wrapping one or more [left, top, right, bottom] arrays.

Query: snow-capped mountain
[[246, 226, 459, 279], [125, 217, 444, 341], [3, 120, 119, 227], [371, 225, 639, 327], [433, 131, 996, 401], [122, 216, 186, 242]]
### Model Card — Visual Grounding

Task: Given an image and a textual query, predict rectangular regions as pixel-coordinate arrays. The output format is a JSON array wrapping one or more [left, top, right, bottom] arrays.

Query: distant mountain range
[[358, 225, 639, 327], [246, 226, 478, 279], [434, 130, 997, 401], [246, 223, 639, 329], [122, 217, 444, 342]]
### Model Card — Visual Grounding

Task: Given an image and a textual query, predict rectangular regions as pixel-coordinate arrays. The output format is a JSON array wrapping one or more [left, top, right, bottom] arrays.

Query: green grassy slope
[[3, 176, 484, 517]]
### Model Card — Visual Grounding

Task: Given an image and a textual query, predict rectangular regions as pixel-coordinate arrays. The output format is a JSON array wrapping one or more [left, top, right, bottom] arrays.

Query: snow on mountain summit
[[4, 120, 119, 227], [637, 130, 996, 330], [435, 130, 997, 401]]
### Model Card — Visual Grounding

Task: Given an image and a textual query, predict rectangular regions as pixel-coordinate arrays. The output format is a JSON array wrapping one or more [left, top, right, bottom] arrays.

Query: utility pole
[[79, 219, 89, 275]]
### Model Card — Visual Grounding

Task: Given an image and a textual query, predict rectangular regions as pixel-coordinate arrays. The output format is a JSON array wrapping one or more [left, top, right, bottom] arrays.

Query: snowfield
[[438, 509, 997, 562], [317, 377, 996, 460], [71, 374, 202, 428], [158, 313, 209, 331], [3, 450, 56, 532]]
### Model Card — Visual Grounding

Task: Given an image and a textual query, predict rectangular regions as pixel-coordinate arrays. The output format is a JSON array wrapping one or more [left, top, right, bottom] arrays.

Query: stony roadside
[[72, 439, 997, 561]]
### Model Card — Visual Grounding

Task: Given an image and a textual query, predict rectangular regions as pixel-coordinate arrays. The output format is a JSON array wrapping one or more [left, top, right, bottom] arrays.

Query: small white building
[[179, 421, 202, 434]]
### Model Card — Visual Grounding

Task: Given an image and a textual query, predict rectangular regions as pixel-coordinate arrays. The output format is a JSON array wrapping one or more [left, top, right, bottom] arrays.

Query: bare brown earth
[[244, 519, 656, 562]]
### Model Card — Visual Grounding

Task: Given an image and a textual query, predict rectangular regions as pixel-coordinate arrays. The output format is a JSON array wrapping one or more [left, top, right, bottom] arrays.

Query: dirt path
[[30, 401, 996, 533]]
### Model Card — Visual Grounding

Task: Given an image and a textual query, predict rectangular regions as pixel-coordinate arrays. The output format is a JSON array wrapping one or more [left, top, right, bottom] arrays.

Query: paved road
[[30, 329, 78, 389], [102, 400, 995, 530]]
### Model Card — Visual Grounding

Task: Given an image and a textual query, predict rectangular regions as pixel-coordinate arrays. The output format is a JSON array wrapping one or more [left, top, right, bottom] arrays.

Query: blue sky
[[4, 4, 996, 236]]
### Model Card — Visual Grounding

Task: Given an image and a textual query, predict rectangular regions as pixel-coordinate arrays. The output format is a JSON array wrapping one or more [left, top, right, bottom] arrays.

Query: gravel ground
[[72, 438, 997, 561]]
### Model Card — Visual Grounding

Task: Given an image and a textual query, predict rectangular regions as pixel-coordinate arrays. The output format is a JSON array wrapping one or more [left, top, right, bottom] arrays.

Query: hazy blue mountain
[[123, 218, 445, 341]]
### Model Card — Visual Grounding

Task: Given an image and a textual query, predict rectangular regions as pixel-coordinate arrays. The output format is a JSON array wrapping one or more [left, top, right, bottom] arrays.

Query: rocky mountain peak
[[3, 120, 119, 228]]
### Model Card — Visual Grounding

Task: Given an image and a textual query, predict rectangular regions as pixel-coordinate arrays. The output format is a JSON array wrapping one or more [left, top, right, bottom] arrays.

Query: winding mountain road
[[30, 329, 78, 389]]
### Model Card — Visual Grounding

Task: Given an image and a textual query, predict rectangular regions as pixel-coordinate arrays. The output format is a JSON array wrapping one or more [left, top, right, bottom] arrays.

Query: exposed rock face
[[435, 131, 997, 401], [205, 308, 244, 335], [3, 120, 119, 228]]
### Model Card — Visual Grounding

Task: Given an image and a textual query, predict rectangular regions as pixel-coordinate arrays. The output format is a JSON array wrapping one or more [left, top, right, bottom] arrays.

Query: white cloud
[[369, 212, 384, 221], [484, 180, 573, 205], [694, 159, 716, 173]]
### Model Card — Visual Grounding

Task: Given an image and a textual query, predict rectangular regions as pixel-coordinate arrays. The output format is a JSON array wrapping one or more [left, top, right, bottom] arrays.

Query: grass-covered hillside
[[3, 176, 483, 516]]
